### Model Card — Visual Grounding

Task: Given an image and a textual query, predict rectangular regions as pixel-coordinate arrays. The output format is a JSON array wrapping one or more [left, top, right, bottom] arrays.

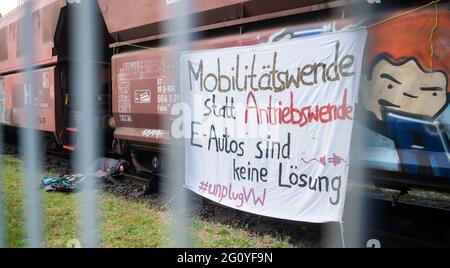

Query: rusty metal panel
[[98, 0, 247, 41], [1, 67, 59, 133], [0, 0, 66, 75], [242, 0, 335, 17], [109, 2, 355, 145], [111, 26, 289, 145], [98, 0, 341, 43], [112, 49, 178, 144], [111, 18, 345, 145]]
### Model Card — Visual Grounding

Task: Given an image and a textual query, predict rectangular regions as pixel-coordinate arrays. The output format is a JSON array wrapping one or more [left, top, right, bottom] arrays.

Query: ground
[[0, 156, 301, 248]]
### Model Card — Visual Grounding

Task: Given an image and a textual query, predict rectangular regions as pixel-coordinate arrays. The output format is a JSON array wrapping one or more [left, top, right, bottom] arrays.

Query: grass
[[3, 157, 26, 247], [192, 221, 293, 248], [1, 156, 296, 248]]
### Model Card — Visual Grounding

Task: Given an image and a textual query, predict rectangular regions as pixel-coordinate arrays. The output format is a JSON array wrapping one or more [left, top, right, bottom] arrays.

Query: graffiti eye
[[433, 92, 438, 96], [387, 84, 393, 89]]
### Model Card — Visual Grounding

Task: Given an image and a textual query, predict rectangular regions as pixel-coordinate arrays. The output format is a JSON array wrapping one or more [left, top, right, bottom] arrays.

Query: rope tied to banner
[[366, 0, 441, 71], [112, 41, 181, 55], [111, 1, 441, 71], [366, 0, 440, 29], [340, 221, 346, 248]]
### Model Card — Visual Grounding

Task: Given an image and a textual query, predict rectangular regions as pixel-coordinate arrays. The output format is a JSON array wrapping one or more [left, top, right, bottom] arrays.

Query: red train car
[[101, 0, 450, 192], [0, 0, 112, 151], [0, 67, 61, 133], [0, 0, 64, 75], [100, 0, 360, 173], [98, 0, 338, 42]]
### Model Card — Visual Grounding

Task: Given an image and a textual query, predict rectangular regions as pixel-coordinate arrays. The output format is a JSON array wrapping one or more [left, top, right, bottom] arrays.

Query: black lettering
[[218, 58, 231, 92], [190, 121, 202, 148], [188, 60, 203, 91], [278, 163, 291, 188], [326, 41, 341, 81], [255, 141, 263, 159], [313, 63, 327, 84], [339, 55, 355, 77], [204, 73, 218, 92], [330, 176, 342, 205], [318, 176, 329, 192], [300, 65, 314, 86], [298, 174, 308, 187]]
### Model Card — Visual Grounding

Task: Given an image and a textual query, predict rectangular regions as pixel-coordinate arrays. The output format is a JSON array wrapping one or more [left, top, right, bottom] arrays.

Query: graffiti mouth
[[378, 99, 401, 108]]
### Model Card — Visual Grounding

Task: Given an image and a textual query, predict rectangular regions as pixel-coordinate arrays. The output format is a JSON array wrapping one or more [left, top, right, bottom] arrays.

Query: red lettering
[[244, 88, 353, 127], [245, 91, 260, 124]]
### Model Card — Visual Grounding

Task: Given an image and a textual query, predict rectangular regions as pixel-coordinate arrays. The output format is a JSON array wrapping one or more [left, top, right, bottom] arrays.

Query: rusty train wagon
[[0, 0, 112, 151], [100, 0, 450, 192], [100, 0, 359, 175]]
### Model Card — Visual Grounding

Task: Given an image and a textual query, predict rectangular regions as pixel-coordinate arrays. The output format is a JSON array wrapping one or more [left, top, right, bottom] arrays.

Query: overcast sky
[[0, 1, 18, 16]]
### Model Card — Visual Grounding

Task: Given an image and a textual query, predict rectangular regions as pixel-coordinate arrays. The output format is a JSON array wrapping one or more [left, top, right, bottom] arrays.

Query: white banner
[[180, 29, 367, 223]]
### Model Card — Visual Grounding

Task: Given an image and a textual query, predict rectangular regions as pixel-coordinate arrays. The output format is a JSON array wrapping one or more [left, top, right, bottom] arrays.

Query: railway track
[[344, 191, 450, 248], [3, 141, 450, 248], [121, 172, 450, 248]]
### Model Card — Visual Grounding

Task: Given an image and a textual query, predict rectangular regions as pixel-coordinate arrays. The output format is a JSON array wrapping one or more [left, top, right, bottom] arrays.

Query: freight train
[[0, 0, 113, 152], [1, 0, 449, 193]]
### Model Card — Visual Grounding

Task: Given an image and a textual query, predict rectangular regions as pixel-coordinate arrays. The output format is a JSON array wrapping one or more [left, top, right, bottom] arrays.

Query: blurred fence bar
[[70, 0, 102, 248], [163, 0, 194, 248], [0, 123, 4, 248], [19, 1, 43, 248]]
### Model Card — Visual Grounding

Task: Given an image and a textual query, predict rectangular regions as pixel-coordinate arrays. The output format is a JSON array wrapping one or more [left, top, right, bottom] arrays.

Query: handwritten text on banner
[[181, 29, 367, 223]]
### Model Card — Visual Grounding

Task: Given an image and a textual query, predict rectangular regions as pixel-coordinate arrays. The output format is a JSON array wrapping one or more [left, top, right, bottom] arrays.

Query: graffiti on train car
[[1, 68, 58, 132], [360, 7, 450, 177], [0, 78, 11, 124], [275, 5, 450, 177]]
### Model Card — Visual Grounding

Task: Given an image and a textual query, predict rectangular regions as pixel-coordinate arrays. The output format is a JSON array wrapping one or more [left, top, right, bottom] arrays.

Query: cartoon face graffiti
[[363, 56, 449, 121]]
